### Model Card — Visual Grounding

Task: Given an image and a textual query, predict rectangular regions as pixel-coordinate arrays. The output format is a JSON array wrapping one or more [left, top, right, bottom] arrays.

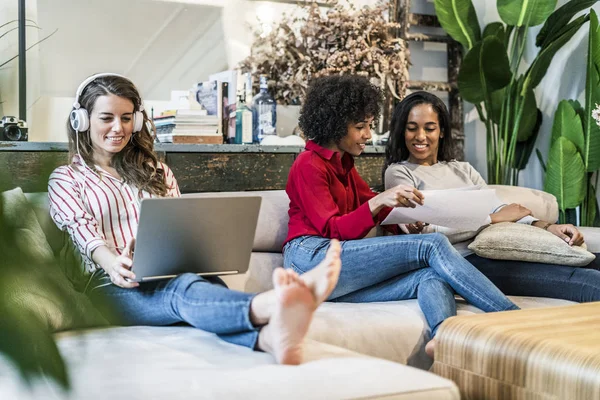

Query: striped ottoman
[[432, 302, 600, 400]]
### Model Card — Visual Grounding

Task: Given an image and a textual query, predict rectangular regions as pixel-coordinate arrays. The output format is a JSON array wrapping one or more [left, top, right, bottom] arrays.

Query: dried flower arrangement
[[239, 0, 410, 105]]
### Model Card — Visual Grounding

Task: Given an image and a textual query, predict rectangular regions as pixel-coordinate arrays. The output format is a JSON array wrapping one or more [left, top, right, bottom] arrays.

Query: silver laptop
[[130, 196, 261, 282]]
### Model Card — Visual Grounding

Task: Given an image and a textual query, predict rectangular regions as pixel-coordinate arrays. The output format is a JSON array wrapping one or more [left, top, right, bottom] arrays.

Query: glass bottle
[[252, 75, 277, 143], [235, 72, 253, 144]]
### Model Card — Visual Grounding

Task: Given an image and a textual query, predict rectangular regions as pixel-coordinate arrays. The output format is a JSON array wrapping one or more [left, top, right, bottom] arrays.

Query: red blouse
[[284, 140, 396, 244]]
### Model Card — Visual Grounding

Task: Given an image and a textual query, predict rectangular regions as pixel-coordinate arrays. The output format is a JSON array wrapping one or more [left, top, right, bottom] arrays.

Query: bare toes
[[273, 268, 287, 288]]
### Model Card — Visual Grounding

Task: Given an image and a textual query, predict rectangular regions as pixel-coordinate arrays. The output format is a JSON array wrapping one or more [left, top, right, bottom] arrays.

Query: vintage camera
[[0, 116, 28, 141]]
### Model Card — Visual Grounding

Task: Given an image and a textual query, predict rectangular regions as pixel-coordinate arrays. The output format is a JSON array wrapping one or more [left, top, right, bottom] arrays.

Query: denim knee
[[169, 273, 210, 292], [421, 233, 452, 251], [417, 269, 452, 289]]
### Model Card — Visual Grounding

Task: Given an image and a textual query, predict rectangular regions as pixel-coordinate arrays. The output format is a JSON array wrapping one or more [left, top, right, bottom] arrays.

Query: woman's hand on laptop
[[93, 239, 139, 288]]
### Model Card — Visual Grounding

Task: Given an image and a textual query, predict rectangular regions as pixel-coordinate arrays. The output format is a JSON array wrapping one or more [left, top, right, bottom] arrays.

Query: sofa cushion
[[468, 222, 595, 266], [489, 184, 558, 222], [0, 326, 461, 399], [2, 188, 54, 264]]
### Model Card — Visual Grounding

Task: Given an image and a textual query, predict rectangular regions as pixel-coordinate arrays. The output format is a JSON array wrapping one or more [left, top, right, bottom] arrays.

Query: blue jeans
[[283, 234, 519, 336], [87, 272, 259, 349], [467, 254, 600, 302]]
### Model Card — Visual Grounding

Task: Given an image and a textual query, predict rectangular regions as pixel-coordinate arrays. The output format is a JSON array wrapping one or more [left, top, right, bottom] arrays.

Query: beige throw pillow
[[468, 222, 595, 267]]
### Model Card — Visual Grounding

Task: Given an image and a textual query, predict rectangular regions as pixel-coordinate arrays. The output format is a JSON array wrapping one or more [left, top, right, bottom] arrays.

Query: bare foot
[[300, 239, 342, 304], [425, 338, 436, 358], [258, 268, 317, 365]]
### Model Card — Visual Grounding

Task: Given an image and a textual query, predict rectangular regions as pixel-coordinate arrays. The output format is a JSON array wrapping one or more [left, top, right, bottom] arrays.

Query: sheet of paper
[[381, 188, 501, 230]]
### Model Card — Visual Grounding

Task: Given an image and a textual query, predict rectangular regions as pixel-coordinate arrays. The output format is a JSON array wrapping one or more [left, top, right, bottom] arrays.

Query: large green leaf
[[524, 17, 585, 89], [489, 88, 506, 124], [483, 22, 506, 44], [544, 136, 587, 211], [584, 9, 600, 172], [551, 100, 585, 153], [503, 79, 538, 142], [434, 0, 482, 49], [515, 85, 538, 141], [582, 181, 598, 226], [536, 0, 598, 47], [513, 109, 542, 170], [569, 99, 585, 119], [458, 36, 512, 103], [0, 304, 69, 389], [497, 0, 557, 27]]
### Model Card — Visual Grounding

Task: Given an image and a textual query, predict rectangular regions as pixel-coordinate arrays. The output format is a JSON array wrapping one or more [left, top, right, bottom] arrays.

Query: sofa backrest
[[185, 191, 291, 252], [187, 186, 559, 254], [25, 193, 66, 255], [29, 185, 559, 257]]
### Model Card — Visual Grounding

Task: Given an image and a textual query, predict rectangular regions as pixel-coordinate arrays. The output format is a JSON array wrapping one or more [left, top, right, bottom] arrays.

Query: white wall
[[0, 0, 41, 127], [3, 0, 328, 142]]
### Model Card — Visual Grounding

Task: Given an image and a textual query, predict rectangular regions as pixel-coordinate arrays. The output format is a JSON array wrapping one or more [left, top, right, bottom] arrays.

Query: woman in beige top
[[383, 91, 600, 303]]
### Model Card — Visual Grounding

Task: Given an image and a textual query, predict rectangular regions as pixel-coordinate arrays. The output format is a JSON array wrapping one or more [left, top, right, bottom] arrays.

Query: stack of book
[[154, 109, 222, 144]]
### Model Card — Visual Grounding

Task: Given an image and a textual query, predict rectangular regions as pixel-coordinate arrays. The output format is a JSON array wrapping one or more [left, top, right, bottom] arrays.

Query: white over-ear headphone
[[70, 73, 145, 133]]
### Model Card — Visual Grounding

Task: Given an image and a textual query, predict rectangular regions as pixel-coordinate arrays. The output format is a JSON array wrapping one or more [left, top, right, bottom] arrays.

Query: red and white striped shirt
[[48, 156, 181, 273]]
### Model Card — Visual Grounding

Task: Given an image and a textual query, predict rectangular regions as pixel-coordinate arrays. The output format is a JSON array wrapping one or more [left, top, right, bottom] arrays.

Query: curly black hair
[[298, 75, 383, 146]]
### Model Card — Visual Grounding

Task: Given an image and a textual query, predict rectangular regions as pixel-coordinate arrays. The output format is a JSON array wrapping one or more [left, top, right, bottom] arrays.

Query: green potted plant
[[0, 169, 111, 390], [434, 0, 598, 185], [541, 9, 600, 226]]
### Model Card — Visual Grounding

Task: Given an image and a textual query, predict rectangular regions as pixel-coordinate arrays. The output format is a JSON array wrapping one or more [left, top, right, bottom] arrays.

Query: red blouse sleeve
[[289, 161, 377, 240]]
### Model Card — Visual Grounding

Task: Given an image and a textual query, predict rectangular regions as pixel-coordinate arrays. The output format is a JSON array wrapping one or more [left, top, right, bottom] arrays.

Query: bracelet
[[541, 222, 552, 230]]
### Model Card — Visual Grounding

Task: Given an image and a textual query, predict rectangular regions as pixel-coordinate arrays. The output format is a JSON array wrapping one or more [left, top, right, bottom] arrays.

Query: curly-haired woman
[[283, 75, 519, 356], [47, 74, 342, 365]]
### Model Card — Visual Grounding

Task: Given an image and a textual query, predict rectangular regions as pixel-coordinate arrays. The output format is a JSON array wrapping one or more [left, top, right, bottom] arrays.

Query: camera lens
[[5, 125, 22, 141]]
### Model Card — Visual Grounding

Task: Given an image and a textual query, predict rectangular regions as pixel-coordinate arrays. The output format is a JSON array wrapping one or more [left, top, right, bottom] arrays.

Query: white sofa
[[188, 185, 600, 370], [3, 184, 598, 399], [0, 189, 461, 400]]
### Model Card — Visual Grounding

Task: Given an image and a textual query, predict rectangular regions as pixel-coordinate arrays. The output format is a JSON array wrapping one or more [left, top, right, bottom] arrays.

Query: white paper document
[[381, 188, 501, 230]]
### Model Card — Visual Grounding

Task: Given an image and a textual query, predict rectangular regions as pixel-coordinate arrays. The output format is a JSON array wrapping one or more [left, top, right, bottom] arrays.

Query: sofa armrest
[[577, 227, 600, 253], [489, 185, 558, 223]]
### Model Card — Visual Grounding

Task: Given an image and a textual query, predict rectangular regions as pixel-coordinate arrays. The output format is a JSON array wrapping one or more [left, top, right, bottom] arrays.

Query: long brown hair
[[67, 75, 168, 196]]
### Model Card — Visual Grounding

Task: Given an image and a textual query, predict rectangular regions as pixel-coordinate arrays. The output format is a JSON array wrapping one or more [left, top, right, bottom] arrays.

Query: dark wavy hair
[[383, 91, 454, 176], [66, 75, 168, 196], [298, 75, 383, 146]]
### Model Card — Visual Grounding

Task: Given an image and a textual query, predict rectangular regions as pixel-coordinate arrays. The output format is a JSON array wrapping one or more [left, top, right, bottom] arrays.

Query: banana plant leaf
[[434, 0, 481, 49], [536, 0, 599, 47], [562, 208, 579, 225], [584, 9, 600, 173], [483, 22, 506, 43], [514, 109, 543, 170], [551, 100, 585, 154], [568, 99, 585, 120], [458, 36, 512, 103], [497, 0, 557, 27], [544, 136, 587, 211], [582, 181, 598, 226], [536, 148, 547, 172], [489, 88, 505, 124], [515, 84, 538, 141], [524, 16, 588, 90], [482, 24, 507, 120]]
